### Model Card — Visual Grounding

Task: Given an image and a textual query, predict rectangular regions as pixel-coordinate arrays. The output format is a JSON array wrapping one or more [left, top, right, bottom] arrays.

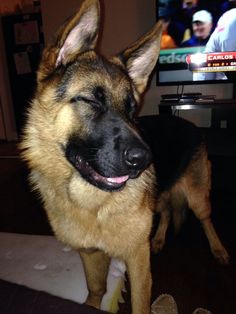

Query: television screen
[[157, 0, 236, 85]]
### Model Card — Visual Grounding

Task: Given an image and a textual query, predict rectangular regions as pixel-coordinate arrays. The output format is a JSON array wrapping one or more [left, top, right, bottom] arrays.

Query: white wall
[[41, 0, 156, 55], [41, 0, 234, 127]]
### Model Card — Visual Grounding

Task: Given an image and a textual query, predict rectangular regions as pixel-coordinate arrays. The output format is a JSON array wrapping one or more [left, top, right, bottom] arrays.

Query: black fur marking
[[83, 33, 97, 51], [138, 115, 204, 192], [91, 86, 108, 113], [125, 94, 137, 119], [113, 135, 121, 150], [93, 86, 106, 103], [55, 62, 79, 100], [113, 127, 120, 135]]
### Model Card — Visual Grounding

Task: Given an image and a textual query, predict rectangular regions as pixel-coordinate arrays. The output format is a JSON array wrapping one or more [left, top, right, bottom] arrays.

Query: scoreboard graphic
[[186, 52, 236, 72]]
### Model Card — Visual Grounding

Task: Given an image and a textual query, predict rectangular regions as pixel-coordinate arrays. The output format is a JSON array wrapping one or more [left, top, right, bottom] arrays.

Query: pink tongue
[[107, 175, 129, 184]]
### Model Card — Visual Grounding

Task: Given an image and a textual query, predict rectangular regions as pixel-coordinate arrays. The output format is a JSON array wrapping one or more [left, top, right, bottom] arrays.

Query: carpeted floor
[[0, 139, 236, 314]]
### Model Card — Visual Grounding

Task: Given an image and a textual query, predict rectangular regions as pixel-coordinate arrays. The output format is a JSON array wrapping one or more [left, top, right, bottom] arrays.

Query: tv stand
[[159, 99, 236, 156], [159, 98, 236, 113]]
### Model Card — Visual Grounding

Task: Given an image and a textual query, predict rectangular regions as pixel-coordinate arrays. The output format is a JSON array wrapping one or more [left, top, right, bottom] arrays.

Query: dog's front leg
[[126, 242, 152, 314], [80, 249, 110, 309]]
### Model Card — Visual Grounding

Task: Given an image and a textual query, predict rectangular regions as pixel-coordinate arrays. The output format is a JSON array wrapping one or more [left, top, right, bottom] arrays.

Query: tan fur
[[20, 1, 228, 313]]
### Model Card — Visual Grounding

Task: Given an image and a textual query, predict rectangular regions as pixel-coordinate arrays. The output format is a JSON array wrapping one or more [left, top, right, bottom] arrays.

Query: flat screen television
[[156, 0, 236, 86]]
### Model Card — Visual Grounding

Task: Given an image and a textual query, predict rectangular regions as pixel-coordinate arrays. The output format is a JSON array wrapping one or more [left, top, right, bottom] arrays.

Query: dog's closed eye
[[70, 95, 107, 113]]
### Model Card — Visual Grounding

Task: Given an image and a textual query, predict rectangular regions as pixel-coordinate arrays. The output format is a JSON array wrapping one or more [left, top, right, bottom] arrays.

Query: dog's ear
[[55, 0, 100, 66], [119, 21, 163, 94], [38, 0, 100, 80]]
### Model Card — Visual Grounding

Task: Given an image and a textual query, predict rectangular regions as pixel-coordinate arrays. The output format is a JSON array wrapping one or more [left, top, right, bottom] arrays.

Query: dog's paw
[[86, 295, 103, 309], [212, 247, 230, 265]]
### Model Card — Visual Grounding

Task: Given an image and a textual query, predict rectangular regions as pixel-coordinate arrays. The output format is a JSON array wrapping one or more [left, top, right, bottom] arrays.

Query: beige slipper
[[151, 294, 178, 314], [193, 308, 212, 314]]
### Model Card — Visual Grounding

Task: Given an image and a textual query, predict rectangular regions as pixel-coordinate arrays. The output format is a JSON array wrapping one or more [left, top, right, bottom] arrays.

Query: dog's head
[[30, 0, 162, 191]]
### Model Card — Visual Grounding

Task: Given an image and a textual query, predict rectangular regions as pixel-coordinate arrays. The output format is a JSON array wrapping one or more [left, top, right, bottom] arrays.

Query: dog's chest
[[38, 172, 153, 256], [48, 193, 152, 257]]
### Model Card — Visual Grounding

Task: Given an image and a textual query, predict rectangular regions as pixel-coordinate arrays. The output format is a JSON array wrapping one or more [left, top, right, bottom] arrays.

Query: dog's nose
[[124, 147, 151, 170]]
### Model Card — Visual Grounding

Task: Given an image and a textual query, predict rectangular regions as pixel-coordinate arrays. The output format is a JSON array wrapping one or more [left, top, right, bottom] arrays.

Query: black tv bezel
[[155, 0, 235, 87]]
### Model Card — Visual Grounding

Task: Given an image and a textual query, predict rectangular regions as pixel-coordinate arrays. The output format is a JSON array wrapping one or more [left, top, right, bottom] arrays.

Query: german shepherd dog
[[21, 0, 229, 313]]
